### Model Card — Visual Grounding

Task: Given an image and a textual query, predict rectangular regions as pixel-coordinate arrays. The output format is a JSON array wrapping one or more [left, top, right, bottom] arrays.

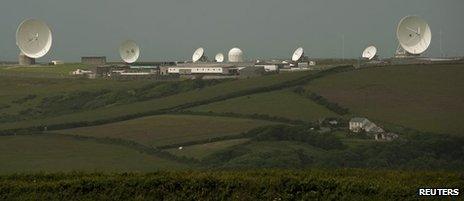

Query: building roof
[[350, 117, 369, 123], [176, 63, 236, 68]]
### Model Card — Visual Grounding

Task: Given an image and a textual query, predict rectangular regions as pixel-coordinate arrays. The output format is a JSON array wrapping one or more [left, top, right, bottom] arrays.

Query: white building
[[349, 117, 370, 133], [254, 64, 278, 72], [51, 60, 64, 65], [349, 117, 384, 133], [71, 69, 93, 75], [168, 67, 226, 74]]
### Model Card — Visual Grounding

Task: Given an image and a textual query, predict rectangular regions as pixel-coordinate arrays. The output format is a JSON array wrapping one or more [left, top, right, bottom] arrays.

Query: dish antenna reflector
[[16, 19, 53, 59], [192, 47, 207, 62], [362, 46, 377, 60], [215, 53, 224, 62], [292, 47, 305, 62], [396, 16, 431, 56], [119, 40, 140, 64]]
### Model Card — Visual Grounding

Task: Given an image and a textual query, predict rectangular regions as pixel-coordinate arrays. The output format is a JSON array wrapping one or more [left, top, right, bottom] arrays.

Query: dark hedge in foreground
[[0, 169, 462, 201]]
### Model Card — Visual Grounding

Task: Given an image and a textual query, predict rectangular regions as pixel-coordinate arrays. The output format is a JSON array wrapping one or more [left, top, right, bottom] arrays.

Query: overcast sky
[[1, 0, 463, 62]]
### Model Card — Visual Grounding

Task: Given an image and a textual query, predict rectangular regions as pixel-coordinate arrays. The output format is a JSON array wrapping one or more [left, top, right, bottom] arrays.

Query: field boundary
[[0, 65, 353, 135], [40, 133, 200, 165], [173, 111, 307, 125]]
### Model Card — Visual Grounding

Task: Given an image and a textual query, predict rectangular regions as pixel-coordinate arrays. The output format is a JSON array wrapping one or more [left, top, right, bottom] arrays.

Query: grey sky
[[1, 0, 463, 62]]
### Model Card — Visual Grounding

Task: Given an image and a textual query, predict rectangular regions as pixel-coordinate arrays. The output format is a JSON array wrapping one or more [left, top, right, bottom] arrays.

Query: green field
[[190, 89, 339, 121], [305, 64, 464, 135], [0, 76, 153, 116], [0, 71, 312, 130], [0, 63, 463, 174], [54, 115, 276, 147], [166, 138, 251, 159], [217, 140, 328, 168], [0, 134, 185, 174], [0, 63, 91, 77]]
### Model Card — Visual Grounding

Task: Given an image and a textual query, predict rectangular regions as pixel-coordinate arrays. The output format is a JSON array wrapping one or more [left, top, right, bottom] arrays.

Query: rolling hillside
[[0, 70, 315, 131], [54, 114, 277, 147], [189, 89, 339, 121], [0, 134, 186, 173], [305, 64, 464, 135], [0, 64, 463, 173]]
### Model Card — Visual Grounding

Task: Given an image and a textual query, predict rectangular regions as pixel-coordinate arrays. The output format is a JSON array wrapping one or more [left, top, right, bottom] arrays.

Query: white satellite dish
[[192, 47, 207, 62], [119, 40, 140, 64], [362, 46, 377, 60], [292, 47, 304, 62], [215, 53, 224, 62], [16, 19, 53, 59], [396, 15, 431, 55]]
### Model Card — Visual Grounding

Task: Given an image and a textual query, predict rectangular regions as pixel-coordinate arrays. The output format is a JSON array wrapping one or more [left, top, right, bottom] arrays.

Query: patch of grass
[[190, 89, 339, 121], [206, 141, 328, 168], [54, 115, 276, 147], [166, 138, 251, 160], [0, 63, 91, 77], [0, 134, 186, 174], [305, 64, 464, 135]]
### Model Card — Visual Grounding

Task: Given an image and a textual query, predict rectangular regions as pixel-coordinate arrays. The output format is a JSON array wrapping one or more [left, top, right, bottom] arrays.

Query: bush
[[0, 170, 461, 200], [247, 125, 345, 150], [293, 88, 349, 115]]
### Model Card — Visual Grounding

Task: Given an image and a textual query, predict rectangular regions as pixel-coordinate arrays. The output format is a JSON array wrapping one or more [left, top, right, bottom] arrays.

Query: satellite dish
[[16, 19, 53, 59], [292, 47, 304, 62], [192, 47, 207, 62], [362, 46, 377, 60], [119, 40, 140, 64], [215, 53, 224, 62], [396, 16, 431, 55]]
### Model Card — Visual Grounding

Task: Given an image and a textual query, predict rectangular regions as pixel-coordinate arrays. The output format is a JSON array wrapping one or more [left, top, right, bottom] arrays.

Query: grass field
[[0, 76, 153, 116], [0, 63, 91, 77], [0, 63, 463, 174], [166, 138, 251, 159], [305, 64, 464, 135], [211, 140, 329, 168], [54, 115, 276, 147], [190, 89, 339, 121], [0, 134, 186, 174], [0, 71, 312, 130]]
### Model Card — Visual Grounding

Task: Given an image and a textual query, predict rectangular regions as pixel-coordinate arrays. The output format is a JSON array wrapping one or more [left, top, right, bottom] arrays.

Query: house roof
[[350, 117, 368, 123]]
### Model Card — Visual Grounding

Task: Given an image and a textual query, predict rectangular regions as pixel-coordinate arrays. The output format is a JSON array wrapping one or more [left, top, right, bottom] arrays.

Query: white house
[[349, 117, 370, 132]]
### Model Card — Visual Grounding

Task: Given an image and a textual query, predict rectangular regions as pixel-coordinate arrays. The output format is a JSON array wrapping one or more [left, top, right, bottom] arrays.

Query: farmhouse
[[349, 117, 384, 133], [349, 117, 370, 132]]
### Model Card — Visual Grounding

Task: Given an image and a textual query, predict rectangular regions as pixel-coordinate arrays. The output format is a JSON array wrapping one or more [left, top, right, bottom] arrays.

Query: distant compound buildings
[[349, 117, 398, 142]]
